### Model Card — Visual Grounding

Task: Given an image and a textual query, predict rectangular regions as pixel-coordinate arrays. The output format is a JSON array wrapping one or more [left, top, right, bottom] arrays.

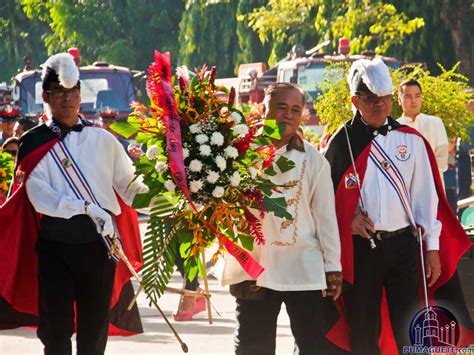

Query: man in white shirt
[[397, 79, 449, 179], [7, 53, 146, 355], [221, 83, 342, 355], [324, 58, 442, 354]]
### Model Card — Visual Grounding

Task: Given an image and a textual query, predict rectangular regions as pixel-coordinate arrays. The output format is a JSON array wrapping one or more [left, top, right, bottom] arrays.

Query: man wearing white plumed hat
[[323, 58, 473, 354], [0, 53, 148, 354]]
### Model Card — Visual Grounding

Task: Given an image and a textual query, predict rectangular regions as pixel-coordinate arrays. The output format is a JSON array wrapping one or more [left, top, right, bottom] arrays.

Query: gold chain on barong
[[272, 159, 307, 247]]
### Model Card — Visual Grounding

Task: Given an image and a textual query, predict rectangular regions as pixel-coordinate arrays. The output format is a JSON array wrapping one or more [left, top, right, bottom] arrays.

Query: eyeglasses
[[356, 94, 392, 105], [5, 149, 17, 156], [46, 88, 80, 99]]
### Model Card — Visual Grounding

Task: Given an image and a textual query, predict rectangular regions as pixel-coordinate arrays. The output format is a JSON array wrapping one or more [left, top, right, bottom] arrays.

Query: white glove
[[85, 202, 114, 237]]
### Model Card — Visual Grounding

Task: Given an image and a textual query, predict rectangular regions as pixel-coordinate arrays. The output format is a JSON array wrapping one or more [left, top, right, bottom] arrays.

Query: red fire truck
[[223, 38, 400, 134]]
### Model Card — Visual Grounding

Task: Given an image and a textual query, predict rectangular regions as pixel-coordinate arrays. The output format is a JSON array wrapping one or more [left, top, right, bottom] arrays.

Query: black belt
[[372, 226, 413, 241]]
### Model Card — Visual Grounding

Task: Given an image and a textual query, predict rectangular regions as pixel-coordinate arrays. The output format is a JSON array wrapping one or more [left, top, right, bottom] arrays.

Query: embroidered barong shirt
[[222, 140, 341, 291]]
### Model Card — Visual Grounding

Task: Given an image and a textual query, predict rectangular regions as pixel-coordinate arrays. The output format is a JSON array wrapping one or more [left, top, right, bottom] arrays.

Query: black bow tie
[[366, 124, 392, 137], [51, 119, 84, 139]]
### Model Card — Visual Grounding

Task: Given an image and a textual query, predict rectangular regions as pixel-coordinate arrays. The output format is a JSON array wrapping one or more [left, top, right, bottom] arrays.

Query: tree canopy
[[0, 0, 471, 84], [247, 0, 424, 65], [314, 62, 474, 141]]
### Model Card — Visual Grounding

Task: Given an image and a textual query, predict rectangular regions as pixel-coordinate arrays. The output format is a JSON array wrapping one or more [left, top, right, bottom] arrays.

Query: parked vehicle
[[217, 38, 400, 134], [11, 48, 138, 124]]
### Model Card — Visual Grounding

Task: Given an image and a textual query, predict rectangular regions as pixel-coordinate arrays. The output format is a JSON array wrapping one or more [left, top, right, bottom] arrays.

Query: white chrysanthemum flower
[[210, 132, 224, 146], [189, 159, 203, 172], [199, 144, 212, 156], [248, 167, 257, 179], [182, 148, 189, 159], [195, 134, 209, 144], [230, 171, 240, 187], [230, 111, 242, 124], [146, 145, 159, 159], [215, 155, 227, 171], [164, 180, 176, 192], [155, 161, 168, 174], [189, 123, 202, 134], [207, 170, 220, 184], [189, 179, 203, 193], [224, 146, 239, 159], [212, 186, 225, 198], [233, 124, 249, 136]]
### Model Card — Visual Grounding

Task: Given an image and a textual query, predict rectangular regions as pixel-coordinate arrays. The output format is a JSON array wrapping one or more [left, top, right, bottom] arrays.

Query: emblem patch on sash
[[395, 145, 410, 161], [15, 170, 25, 185], [381, 160, 391, 170], [345, 173, 359, 189], [61, 158, 72, 169]]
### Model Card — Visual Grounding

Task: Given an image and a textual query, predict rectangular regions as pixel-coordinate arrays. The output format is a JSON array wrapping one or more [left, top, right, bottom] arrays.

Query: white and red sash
[[49, 140, 121, 263], [369, 139, 416, 228]]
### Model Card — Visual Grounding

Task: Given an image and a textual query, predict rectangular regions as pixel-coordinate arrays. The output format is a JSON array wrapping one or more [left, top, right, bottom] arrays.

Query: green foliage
[[236, 0, 272, 68], [247, 0, 424, 66], [178, 0, 240, 77], [109, 121, 140, 139], [313, 61, 353, 134], [301, 128, 320, 148], [392, 64, 474, 141], [20, 0, 185, 71], [247, 0, 319, 65], [0, 151, 14, 193], [330, 1, 424, 55], [0, 0, 48, 82], [386, 0, 457, 76], [314, 62, 474, 141], [141, 198, 180, 304]]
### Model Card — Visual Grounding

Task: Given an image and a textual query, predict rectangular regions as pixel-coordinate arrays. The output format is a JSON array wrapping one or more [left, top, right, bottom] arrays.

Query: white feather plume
[[347, 57, 393, 97], [41, 53, 79, 89]]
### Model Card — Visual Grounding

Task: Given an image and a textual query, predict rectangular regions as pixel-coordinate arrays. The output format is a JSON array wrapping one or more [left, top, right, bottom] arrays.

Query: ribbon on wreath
[[149, 51, 263, 279]]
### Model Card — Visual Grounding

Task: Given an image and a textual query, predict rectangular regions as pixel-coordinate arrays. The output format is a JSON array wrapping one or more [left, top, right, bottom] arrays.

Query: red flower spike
[[243, 205, 265, 245], [228, 87, 236, 107], [195, 64, 208, 82], [209, 66, 217, 85], [242, 189, 265, 219], [179, 77, 187, 91]]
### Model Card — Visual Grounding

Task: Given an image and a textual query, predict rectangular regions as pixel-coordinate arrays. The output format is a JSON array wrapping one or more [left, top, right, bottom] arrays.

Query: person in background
[[2, 137, 19, 158], [0, 109, 20, 145], [397, 79, 448, 181], [13, 118, 37, 138]]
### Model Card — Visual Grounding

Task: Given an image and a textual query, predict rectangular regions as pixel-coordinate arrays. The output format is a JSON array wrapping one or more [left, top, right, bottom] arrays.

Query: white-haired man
[[0, 53, 146, 355], [222, 83, 342, 355]]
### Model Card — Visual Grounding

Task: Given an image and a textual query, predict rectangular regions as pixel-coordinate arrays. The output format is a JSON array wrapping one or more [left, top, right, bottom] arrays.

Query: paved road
[[0, 223, 295, 355], [0, 274, 294, 355]]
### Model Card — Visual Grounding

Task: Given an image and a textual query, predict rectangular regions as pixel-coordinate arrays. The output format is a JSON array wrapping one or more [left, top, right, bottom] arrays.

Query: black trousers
[[346, 232, 420, 355], [36, 238, 116, 355], [234, 288, 324, 355]]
